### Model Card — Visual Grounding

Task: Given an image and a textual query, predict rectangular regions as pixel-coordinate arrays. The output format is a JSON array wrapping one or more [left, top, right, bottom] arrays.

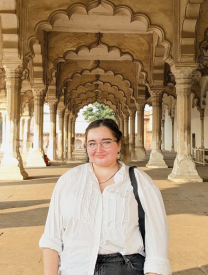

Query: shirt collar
[[87, 161, 125, 185]]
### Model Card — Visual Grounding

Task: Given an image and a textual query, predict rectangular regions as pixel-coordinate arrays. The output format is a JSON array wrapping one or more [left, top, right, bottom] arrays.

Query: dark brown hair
[[85, 119, 122, 142]]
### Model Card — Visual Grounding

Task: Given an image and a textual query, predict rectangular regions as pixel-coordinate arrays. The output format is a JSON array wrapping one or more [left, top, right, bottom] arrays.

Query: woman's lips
[[95, 154, 106, 158]]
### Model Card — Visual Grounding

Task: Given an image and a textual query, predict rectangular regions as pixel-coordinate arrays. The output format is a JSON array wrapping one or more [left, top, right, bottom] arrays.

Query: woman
[[39, 119, 171, 275]]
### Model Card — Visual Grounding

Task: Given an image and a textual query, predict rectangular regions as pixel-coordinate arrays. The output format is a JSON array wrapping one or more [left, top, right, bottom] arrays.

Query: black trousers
[[94, 253, 145, 275]]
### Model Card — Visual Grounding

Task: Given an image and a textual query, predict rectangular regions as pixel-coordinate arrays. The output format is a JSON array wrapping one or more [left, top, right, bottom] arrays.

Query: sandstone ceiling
[[1, 0, 208, 117]]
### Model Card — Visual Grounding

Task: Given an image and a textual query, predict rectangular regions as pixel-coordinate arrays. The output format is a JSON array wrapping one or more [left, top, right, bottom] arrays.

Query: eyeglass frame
[[86, 139, 119, 151]]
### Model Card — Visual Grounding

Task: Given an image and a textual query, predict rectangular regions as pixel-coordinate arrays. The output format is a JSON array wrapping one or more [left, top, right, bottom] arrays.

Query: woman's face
[[86, 126, 121, 167]]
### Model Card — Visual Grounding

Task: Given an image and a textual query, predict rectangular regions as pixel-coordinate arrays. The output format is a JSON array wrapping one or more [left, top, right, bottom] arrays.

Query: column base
[[132, 147, 147, 161], [146, 150, 168, 168], [0, 153, 28, 180], [168, 155, 202, 182], [26, 149, 46, 167]]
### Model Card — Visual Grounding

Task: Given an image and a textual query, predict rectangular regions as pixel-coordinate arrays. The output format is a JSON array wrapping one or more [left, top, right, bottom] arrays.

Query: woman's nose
[[96, 143, 104, 151]]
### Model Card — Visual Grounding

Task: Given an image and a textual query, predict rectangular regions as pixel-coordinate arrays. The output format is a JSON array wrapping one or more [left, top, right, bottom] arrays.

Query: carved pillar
[[71, 116, 76, 153], [47, 101, 57, 161], [0, 111, 6, 151], [129, 110, 136, 154], [200, 109, 205, 148], [161, 119, 165, 150], [171, 116, 175, 152], [119, 115, 124, 133], [22, 116, 30, 152], [132, 102, 146, 161], [57, 109, 65, 161], [123, 113, 129, 142], [26, 87, 46, 167], [121, 113, 130, 164], [168, 66, 202, 182], [64, 110, 69, 160], [146, 89, 168, 168], [116, 116, 120, 128], [0, 65, 28, 180], [19, 117, 24, 151], [26, 116, 32, 151], [67, 114, 73, 159]]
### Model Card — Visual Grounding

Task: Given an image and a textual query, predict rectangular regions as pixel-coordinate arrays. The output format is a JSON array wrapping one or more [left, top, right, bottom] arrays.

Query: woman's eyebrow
[[87, 139, 96, 142], [87, 138, 113, 142]]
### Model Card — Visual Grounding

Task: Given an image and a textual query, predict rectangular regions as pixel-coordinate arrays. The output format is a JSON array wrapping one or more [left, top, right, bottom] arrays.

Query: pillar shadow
[[172, 265, 208, 275]]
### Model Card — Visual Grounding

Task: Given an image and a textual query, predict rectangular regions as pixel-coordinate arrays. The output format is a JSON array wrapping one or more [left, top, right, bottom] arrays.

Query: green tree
[[82, 102, 115, 122]]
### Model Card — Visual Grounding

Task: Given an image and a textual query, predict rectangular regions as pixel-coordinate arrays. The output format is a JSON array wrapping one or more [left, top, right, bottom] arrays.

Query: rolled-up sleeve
[[134, 169, 171, 275], [39, 178, 65, 255]]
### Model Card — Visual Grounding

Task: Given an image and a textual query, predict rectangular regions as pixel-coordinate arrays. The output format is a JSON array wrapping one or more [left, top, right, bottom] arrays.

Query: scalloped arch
[[65, 72, 133, 96], [64, 44, 134, 61], [34, 0, 169, 56], [64, 67, 132, 89], [67, 82, 128, 104]]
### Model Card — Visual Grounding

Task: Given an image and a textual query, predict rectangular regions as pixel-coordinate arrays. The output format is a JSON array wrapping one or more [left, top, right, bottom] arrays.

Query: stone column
[[0, 65, 28, 180], [161, 119, 165, 150], [132, 103, 146, 161], [57, 109, 65, 161], [119, 115, 124, 133], [0, 111, 7, 151], [26, 87, 46, 167], [129, 110, 136, 155], [46, 101, 57, 161], [146, 90, 168, 168], [22, 116, 30, 152], [171, 116, 175, 152], [121, 113, 131, 164], [19, 117, 24, 151], [67, 114, 73, 160], [168, 66, 202, 182], [71, 116, 76, 153], [116, 116, 120, 128], [64, 109, 69, 160], [200, 109, 205, 148], [26, 116, 32, 151]]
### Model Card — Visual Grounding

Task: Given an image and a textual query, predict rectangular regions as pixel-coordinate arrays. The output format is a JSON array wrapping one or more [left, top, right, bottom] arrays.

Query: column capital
[[149, 87, 164, 97], [129, 109, 136, 117], [171, 65, 196, 94], [123, 113, 129, 120], [21, 115, 30, 120], [150, 89, 163, 107], [57, 108, 65, 117], [171, 65, 196, 80], [64, 109, 70, 117], [32, 86, 45, 98], [136, 101, 146, 112], [3, 63, 23, 75], [48, 100, 58, 108]]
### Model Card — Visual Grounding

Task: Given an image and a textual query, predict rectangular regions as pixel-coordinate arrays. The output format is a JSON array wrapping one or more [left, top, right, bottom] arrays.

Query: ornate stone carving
[[32, 88, 45, 98], [171, 66, 194, 80], [21, 69, 30, 81]]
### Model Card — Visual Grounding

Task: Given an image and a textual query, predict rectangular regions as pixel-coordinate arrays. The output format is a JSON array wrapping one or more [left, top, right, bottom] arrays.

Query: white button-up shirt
[[39, 162, 171, 275]]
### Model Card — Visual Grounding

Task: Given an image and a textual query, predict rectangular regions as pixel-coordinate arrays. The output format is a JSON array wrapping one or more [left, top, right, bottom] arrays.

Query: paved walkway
[[0, 150, 208, 275]]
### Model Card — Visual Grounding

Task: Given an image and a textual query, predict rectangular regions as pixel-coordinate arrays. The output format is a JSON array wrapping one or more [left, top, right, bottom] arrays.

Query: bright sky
[[75, 109, 89, 133]]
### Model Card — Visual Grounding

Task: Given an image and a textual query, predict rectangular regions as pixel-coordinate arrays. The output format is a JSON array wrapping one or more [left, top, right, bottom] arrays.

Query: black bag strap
[[129, 166, 145, 248]]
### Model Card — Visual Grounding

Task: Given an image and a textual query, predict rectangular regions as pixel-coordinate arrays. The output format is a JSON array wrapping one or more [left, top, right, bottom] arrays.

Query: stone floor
[[0, 150, 208, 275]]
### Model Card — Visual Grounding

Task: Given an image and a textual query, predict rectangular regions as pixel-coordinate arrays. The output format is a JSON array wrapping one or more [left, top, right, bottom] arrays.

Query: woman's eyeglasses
[[87, 140, 117, 151]]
